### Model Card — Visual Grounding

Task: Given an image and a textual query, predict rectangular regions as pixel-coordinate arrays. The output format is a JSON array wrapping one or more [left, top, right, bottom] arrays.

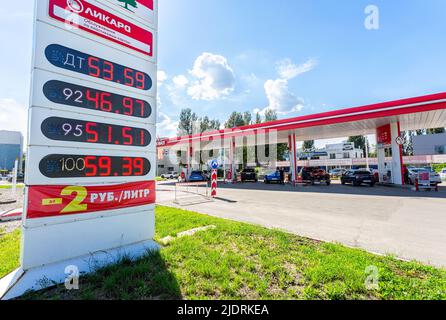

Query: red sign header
[[49, 0, 154, 56], [376, 124, 392, 145]]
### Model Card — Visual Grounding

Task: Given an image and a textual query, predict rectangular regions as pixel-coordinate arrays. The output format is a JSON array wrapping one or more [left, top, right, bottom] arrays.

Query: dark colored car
[[188, 171, 207, 182], [299, 167, 331, 186], [241, 168, 258, 182], [341, 170, 375, 187]]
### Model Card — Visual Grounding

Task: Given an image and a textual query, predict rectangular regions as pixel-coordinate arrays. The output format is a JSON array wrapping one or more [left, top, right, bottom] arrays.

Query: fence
[[174, 181, 212, 206]]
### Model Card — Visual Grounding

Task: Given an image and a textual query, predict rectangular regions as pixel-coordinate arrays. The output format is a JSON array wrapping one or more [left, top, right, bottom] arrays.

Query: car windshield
[[356, 171, 371, 175], [244, 169, 255, 173], [191, 171, 202, 175]]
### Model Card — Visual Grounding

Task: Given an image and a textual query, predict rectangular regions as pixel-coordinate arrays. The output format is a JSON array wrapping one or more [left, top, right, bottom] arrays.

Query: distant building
[[323, 142, 364, 160], [413, 133, 446, 155], [299, 142, 364, 161], [0, 131, 23, 172]]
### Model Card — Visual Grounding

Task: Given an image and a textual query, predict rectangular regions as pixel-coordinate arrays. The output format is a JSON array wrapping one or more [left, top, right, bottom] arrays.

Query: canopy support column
[[289, 132, 298, 185]]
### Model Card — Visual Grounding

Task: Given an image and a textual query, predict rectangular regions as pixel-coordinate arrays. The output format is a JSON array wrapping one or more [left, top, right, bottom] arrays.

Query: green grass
[[2, 206, 446, 300], [0, 229, 21, 279]]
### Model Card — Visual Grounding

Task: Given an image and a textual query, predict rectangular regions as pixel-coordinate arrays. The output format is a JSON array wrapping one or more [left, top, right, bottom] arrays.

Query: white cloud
[[277, 58, 317, 80], [255, 58, 316, 115], [0, 98, 27, 138], [172, 75, 189, 88], [157, 112, 179, 138], [157, 70, 167, 87], [255, 79, 304, 115], [187, 52, 235, 101]]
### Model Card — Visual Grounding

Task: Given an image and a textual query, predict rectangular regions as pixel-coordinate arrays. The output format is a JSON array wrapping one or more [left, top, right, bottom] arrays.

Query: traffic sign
[[211, 159, 219, 170]]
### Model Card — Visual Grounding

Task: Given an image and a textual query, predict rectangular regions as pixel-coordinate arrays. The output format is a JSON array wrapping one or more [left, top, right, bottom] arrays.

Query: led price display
[[45, 44, 152, 90], [41, 117, 151, 147], [39, 154, 151, 178], [43, 81, 152, 118]]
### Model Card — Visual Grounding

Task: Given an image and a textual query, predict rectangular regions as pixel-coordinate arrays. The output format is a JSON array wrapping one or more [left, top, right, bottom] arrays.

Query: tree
[[118, 0, 138, 11], [426, 128, 446, 134], [255, 112, 262, 124], [243, 112, 252, 126], [402, 131, 415, 156], [225, 112, 247, 128], [348, 136, 369, 157], [302, 140, 315, 152], [178, 108, 198, 136], [264, 109, 278, 122]]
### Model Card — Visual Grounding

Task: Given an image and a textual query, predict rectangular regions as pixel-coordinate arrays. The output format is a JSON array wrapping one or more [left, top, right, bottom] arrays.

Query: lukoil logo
[[67, 0, 84, 13]]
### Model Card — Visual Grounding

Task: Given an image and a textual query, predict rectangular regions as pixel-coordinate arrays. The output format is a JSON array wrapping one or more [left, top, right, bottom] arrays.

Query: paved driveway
[[157, 181, 446, 268]]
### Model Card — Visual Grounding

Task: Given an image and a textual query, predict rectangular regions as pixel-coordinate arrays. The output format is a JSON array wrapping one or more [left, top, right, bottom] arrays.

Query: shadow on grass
[[21, 250, 182, 300]]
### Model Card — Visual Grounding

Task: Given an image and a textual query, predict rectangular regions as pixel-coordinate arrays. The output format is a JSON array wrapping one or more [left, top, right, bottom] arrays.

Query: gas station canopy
[[158, 92, 446, 146]]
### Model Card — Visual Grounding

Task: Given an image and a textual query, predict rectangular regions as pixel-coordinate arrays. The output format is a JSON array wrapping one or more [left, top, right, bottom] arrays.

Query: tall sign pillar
[[376, 123, 404, 185], [1, 0, 158, 299]]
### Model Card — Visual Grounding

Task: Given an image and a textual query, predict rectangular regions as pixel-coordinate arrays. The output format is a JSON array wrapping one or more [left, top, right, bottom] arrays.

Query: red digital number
[[122, 157, 133, 176], [103, 61, 114, 81], [122, 127, 133, 145], [122, 97, 134, 116], [100, 92, 112, 112], [134, 158, 144, 175], [140, 130, 145, 146], [135, 72, 145, 89], [86, 90, 100, 109], [98, 157, 111, 176], [124, 68, 134, 87], [85, 122, 99, 143], [85, 156, 97, 177], [88, 57, 101, 78], [135, 99, 145, 117]]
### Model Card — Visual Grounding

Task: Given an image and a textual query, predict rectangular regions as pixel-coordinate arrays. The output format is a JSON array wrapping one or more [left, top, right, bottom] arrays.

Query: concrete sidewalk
[[157, 181, 446, 268]]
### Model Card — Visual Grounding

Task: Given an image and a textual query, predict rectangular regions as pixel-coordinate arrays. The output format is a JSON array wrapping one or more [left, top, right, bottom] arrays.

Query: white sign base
[[0, 239, 159, 300]]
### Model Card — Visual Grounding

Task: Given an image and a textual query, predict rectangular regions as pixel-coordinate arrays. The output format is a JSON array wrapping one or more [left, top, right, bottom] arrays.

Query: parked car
[[7, 173, 24, 183], [264, 170, 282, 184], [241, 168, 258, 182], [341, 170, 375, 187], [407, 167, 441, 186], [161, 171, 178, 179], [329, 168, 347, 178], [440, 168, 446, 181], [188, 171, 208, 182], [202, 170, 211, 181], [299, 167, 331, 186]]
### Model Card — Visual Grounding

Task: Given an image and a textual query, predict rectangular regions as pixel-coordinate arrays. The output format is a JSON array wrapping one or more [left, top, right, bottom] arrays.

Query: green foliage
[[264, 109, 278, 122], [0, 229, 21, 278], [303, 140, 315, 152], [348, 136, 369, 157], [432, 163, 446, 173], [10, 206, 446, 300]]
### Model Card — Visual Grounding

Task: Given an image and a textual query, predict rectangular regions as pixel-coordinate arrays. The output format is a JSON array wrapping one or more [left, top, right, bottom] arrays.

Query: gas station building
[[157, 92, 446, 186]]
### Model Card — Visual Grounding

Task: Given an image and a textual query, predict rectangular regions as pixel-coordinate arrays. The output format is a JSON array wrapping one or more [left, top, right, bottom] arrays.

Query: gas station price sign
[[39, 154, 151, 178], [45, 44, 152, 90], [43, 80, 152, 118], [41, 117, 151, 147]]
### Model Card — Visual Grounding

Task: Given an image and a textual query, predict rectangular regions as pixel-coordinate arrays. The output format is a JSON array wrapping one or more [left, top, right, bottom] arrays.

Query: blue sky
[[1, 0, 446, 147]]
